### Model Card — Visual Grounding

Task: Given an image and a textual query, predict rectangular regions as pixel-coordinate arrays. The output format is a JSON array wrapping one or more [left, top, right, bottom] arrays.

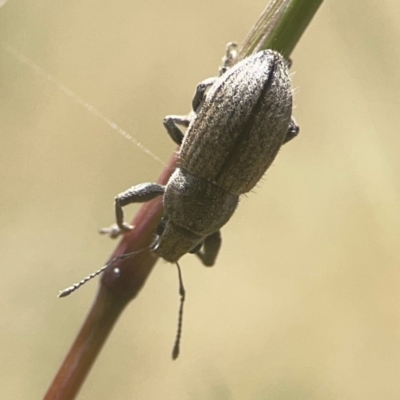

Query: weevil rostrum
[[101, 45, 299, 266]]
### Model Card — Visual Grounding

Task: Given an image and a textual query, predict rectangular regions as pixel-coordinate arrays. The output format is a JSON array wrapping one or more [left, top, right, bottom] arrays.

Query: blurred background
[[1, 0, 400, 398]]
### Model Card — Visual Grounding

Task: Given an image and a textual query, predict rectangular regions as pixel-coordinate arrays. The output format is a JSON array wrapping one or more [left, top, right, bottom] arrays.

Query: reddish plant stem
[[44, 153, 177, 400], [44, 2, 324, 397]]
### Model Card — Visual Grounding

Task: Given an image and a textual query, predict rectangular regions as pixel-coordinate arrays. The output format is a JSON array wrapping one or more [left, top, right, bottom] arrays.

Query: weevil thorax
[[154, 168, 239, 262]]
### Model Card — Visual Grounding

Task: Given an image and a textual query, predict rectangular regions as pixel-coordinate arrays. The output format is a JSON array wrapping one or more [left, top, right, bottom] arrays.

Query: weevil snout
[[153, 218, 204, 263]]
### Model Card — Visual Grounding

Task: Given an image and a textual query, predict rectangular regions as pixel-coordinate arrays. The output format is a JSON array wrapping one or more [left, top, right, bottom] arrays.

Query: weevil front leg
[[100, 183, 165, 239], [195, 230, 222, 267]]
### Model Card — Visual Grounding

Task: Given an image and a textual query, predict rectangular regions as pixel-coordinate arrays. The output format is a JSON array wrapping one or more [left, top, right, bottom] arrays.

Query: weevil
[[59, 46, 300, 358], [101, 45, 299, 266]]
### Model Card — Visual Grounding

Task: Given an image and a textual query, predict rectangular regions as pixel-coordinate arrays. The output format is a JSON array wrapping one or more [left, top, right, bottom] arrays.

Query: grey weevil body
[[101, 49, 299, 266]]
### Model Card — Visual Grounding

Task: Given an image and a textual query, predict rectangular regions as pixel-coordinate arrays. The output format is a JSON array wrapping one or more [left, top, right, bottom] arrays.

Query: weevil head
[[153, 217, 204, 263]]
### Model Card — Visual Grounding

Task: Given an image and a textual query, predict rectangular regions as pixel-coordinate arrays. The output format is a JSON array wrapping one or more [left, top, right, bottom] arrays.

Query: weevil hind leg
[[100, 183, 165, 239], [219, 42, 238, 76], [195, 230, 222, 267], [164, 42, 237, 145], [282, 116, 300, 145], [192, 77, 217, 112]]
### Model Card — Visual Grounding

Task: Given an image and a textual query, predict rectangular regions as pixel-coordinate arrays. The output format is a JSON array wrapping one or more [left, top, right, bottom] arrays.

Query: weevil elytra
[[101, 46, 299, 266]]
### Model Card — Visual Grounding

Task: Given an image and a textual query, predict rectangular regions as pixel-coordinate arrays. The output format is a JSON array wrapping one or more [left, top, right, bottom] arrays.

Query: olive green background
[[1, 1, 399, 399]]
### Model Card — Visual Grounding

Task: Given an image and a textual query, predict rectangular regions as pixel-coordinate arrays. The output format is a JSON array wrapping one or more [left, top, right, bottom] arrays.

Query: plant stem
[[44, 1, 324, 398], [239, 0, 324, 59], [44, 154, 176, 400]]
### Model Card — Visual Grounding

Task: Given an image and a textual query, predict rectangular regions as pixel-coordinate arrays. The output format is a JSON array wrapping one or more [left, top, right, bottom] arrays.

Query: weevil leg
[[100, 183, 165, 239], [282, 116, 300, 144], [191, 43, 237, 113], [192, 42, 238, 112], [163, 42, 236, 146], [164, 76, 218, 145], [192, 77, 217, 112], [163, 115, 190, 146], [219, 42, 238, 76], [195, 230, 222, 267]]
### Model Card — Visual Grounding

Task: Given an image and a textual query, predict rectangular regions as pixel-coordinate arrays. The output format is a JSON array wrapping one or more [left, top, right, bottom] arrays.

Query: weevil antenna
[[58, 247, 150, 298], [172, 261, 186, 360]]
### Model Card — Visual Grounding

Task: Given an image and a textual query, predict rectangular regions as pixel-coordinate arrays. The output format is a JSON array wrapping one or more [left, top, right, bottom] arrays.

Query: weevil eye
[[156, 218, 166, 236]]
